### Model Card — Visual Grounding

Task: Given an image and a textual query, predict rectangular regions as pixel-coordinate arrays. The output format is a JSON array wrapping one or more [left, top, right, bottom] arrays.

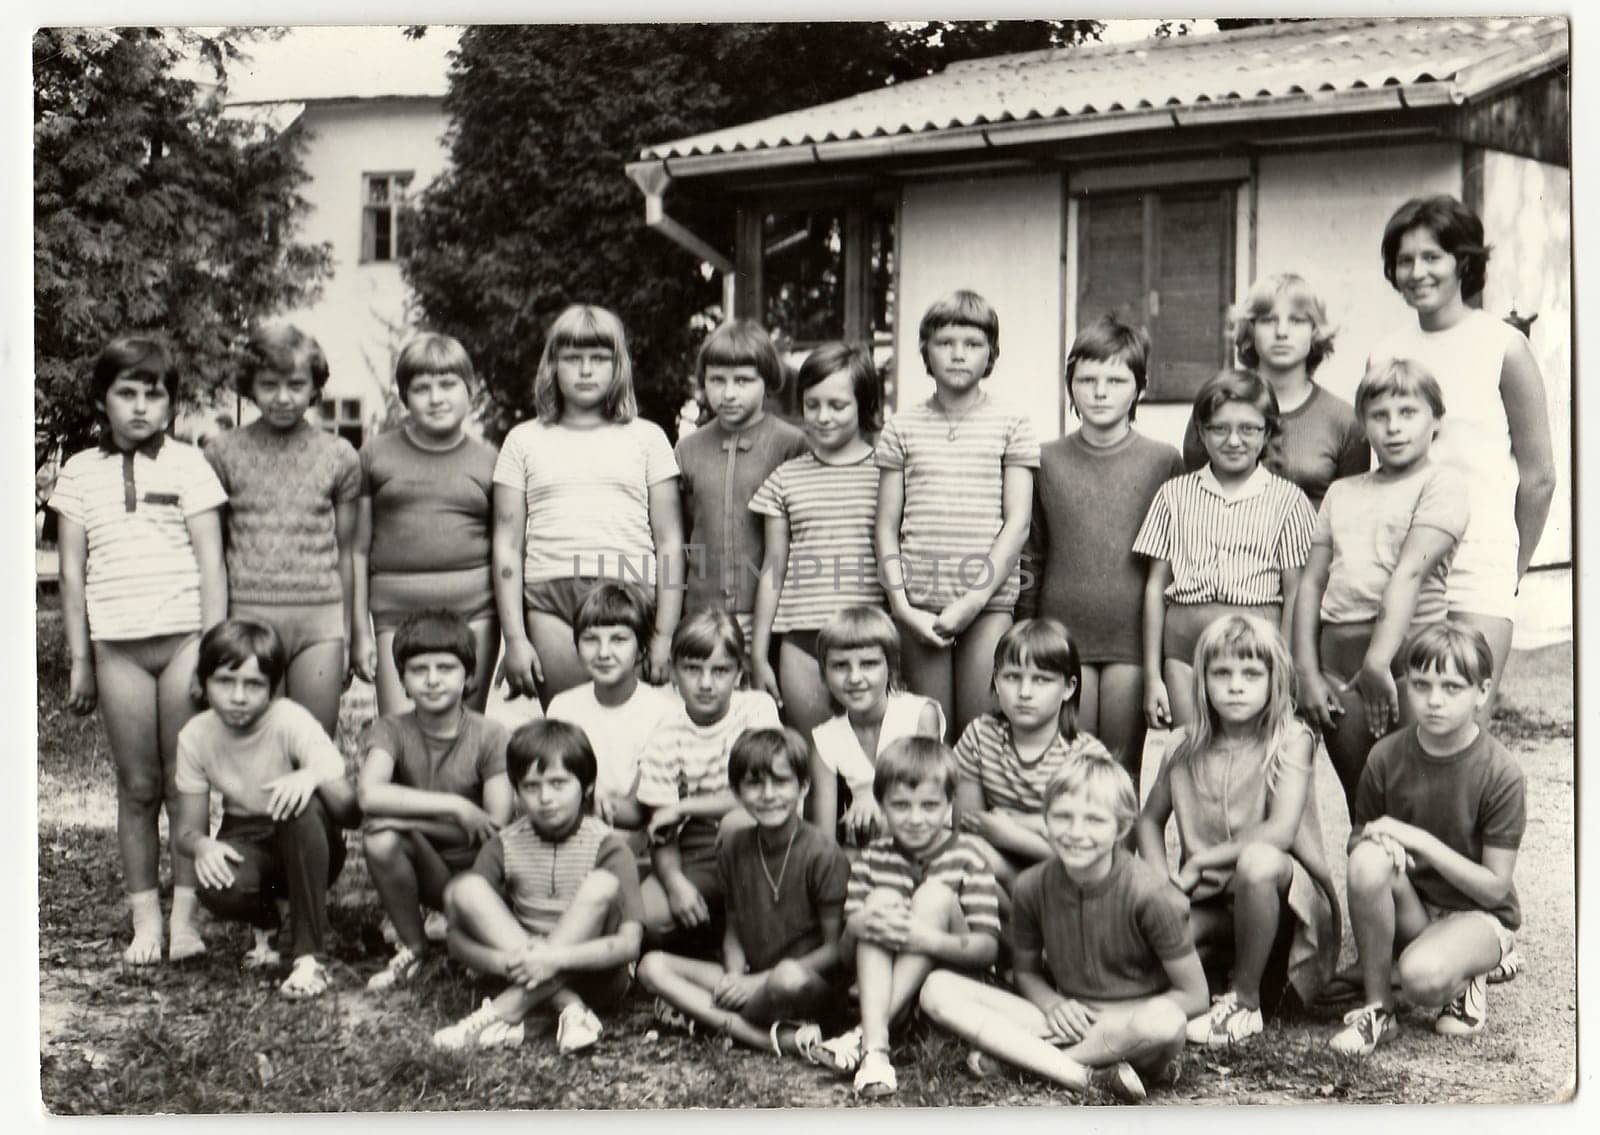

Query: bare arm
[[1500, 335, 1557, 578], [1365, 526, 1457, 671], [173, 791, 213, 859], [57, 517, 96, 714], [1158, 947, 1212, 1019], [1015, 478, 1048, 621], [1141, 558, 1174, 727], [647, 477, 686, 682], [492, 483, 539, 696], [810, 749, 839, 843], [750, 513, 789, 703], [357, 745, 481, 825], [1135, 756, 1175, 869], [874, 467, 911, 619], [334, 499, 358, 646], [1279, 558, 1302, 644], [187, 508, 228, 630], [960, 464, 1033, 610], [350, 494, 375, 680], [1365, 818, 1519, 910], [902, 917, 1000, 969], [544, 919, 645, 974]]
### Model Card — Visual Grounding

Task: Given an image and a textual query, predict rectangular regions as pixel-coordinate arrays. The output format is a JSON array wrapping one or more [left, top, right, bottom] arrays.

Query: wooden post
[[734, 207, 763, 320]]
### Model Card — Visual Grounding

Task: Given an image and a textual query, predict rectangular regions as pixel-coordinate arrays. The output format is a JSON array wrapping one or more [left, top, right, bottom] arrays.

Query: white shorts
[[1445, 537, 1519, 623]]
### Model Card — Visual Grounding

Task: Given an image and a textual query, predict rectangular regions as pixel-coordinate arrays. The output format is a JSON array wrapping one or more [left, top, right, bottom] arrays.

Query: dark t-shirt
[[362, 709, 508, 808], [717, 820, 850, 973], [1354, 726, 1526, 928], [1011, 850, 1192, 1002], [360, 428, 498, 574]]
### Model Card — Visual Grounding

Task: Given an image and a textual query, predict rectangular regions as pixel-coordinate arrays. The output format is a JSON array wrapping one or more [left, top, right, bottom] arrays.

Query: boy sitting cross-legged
[[432, 719, 644, 1054], [637, 727, 851, 1057], [360, 609, 514, 992], [815, 737, 1003, 1099], [1329, 622, 1526, 1057], [173, 618, 360, 999]]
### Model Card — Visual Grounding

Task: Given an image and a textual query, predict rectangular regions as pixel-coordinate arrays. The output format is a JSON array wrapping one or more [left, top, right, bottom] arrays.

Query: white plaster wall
[[894, 174, 1066, 443]]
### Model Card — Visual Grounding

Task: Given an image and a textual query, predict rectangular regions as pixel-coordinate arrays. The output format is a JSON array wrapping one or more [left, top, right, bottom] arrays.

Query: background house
[[627, 16, 1571, 645]]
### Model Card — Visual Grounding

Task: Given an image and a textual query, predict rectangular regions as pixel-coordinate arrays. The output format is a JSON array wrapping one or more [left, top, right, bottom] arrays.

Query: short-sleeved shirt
[[361, 709, 508, 808], [1018, 430, 1186, 663], [748, 451, 883, 631], [812, 692, 945, 798], [492, 418, 678, 585], [1354, 727, 1525, 929], [717, 821, 850, 973], [470, 814, 644, 937], [875, 393, 1040, 611], [1132, 466, 1317, 605], [1315, 463, 1469, 626], [955, 715, 1113, 815], [1012, 851, 1193, 1002], [676, 415, 809, 617], [176, 699, 347, 818], [546, 681, 680, 802], [845, 833, 1002, 941], [360, 427, 498, 575], [48, 436, 227, 641], [1183, 384, 1369, 512], [634, 690, 781, 853], [206, 419, 363, 605]]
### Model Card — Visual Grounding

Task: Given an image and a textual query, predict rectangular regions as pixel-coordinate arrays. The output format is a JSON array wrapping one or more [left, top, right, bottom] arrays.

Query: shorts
[[92, 630, 199, 677], [1446, 538, 1519, 623], [371, 567, 495, 634], [1420, 902, 1516, 964], [523, 577, 605, 626], [1162, 601, 1280, 667], [650, 816, 725, 906], [782, 628, 822, 663], [1317, 621, 1420, 684], [232, 600, 345, 661]]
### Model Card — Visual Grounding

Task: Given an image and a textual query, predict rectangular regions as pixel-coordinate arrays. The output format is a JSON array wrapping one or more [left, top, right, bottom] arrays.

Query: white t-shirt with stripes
[[492, 418, 679, 585], [48, 440, 227, 641], [875, 393, 1040, 612], [1132, 465, 1316, 606], [748, 451, 882, 632]]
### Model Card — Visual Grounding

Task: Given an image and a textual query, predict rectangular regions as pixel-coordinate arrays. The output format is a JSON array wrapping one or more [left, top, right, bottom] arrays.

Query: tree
[[403, 21, 1101, 438], [33, 27, 332, 468]]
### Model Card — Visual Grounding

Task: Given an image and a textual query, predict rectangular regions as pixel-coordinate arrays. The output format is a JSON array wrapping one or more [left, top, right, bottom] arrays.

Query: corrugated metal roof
[[638, 16, 1567, 165]]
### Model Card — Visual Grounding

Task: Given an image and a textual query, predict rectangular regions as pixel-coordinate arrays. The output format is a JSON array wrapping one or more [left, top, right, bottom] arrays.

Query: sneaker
[[1328, 1002, 1398, 1056], [433, 999, 525, 1051], [556, 1003, 603, 1054], [1185, 991, 1264, 1048], [813, 1025, 864, 1075], [1089, 1060, 1147, 1103], [652, 996, 696, 1037], [423, 909, 450, 943], [854, 1048, 897, 1098], [1435, 974, 1487, 1037], [367, 944, 422, 992], [1487, 947, 1523, 985]]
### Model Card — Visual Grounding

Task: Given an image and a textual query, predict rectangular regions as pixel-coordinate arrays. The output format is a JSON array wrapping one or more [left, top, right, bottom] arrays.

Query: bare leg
[[1094, 664, 1148, 790], [156, 636, 203, 890], [526, 611, 586, 705], [1449, 611, 1514, 724], [286, 638, 346, 738], [777, 641, 833, 736], [365, 828, 453, 955], [898, 622, 954, 740], [1229, 843, 1293, 1008], [466, 616, 501, 713], [1163, 659, 1197, 733], [1396, 915, 1505, 1009], [1346, 840, 1430, 1008], [1060, 996, 1187, 1075], [953, 612, 1011, 740], [920, 970, 1090, 1090], [93, 642, 163, 895], [372, 629, 409, 717]]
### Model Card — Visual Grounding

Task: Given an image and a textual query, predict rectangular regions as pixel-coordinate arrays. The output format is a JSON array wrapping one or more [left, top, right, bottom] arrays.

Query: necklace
[[757, 824, 800, 904], [936, 392, 984, 440]]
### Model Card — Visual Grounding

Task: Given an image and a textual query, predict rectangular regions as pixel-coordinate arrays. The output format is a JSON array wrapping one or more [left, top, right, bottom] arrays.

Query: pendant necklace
[[758, 825, 799, 904], [937, 391, 984, 440]]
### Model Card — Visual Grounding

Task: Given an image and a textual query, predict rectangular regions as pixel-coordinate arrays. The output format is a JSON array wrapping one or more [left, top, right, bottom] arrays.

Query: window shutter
[[1077, 194, 1147, 330], [1150, 187, 1233, 401]]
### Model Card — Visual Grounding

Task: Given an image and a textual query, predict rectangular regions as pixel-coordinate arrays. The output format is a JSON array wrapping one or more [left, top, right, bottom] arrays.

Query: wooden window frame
[[360, 171, 414, 264]]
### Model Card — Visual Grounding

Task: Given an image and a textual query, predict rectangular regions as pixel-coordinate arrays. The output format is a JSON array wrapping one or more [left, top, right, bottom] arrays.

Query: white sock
[[253, 927, 276, 953], [128, 889, 163, 941]]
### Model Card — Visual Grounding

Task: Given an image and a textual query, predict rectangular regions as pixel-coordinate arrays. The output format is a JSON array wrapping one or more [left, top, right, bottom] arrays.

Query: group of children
[[49, 192, 1543, 1100]]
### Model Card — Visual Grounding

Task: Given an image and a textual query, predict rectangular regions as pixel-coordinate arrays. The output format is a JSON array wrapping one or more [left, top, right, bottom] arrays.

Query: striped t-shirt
[[954, 714, 1112, 814], [48, 438, 227, 641], [748, 451, 883, 632], [844, 833, 1002, 940], [875, 393, 1040, 611], [1132, 466, 1317, 606], [492, 418, 678, 585], [470, 814, 644, 936]]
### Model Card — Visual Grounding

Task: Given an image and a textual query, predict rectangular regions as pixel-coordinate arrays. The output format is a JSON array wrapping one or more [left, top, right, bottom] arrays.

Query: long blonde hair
[[1170, 614, 1299, 790], [531, 304, 637, 424]]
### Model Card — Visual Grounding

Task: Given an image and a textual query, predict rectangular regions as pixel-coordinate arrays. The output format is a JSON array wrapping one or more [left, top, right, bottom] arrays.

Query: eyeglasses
[[1202, 423, 1266, 442]]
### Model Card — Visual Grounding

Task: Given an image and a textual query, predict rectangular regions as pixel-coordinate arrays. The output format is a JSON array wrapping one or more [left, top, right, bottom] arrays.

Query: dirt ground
[[33, 611, 1576, 1110]]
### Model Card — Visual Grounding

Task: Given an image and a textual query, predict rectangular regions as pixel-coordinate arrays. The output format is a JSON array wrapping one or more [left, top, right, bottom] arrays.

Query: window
[[319, 398, 364, 447], [361, 172, 413, 263], [1076, 184, 1236, 402]]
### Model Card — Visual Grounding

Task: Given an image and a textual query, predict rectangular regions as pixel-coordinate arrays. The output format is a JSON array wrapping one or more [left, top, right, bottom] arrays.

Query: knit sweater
[[206, 419, 362, 604]]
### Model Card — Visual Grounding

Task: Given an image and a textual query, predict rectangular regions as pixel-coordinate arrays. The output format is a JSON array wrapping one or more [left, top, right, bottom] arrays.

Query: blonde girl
[[1136, 614, 1339, 1048], [492, 305, 685, 704]]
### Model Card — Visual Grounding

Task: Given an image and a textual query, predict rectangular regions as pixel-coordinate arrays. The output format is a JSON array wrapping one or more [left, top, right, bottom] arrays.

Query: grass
[[33, 598, 1573, 1112]]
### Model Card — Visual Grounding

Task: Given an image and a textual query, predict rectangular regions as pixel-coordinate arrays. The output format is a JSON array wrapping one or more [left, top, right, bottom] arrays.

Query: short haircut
[[671, 605, 747, 671], [571, 581, 654, 649], [391, 608, 476, 677], [727, 727, 812, 791], [1381, 195, 1491, 301], [243, 323, 330, 391], [918, 290, 1000, 377], [506, 718, 599, 802], [531, 304, 637, 424], [1233, 273, 1338, 376], [1042, 750, 1139, 840], [394, 332, 475, 401], [873, 736, 958, 804], [1403, 622, 1494, 687], [92, 335, 181, 409], [993, 618, 1083, 738], [817, 605, 902, 681], [1066, 315, 1150, 420], [696, 319, 786, 395], [797, 341, 883, 434], [1355, 357, 1446, 420], [196, 618, 288, 695], [1192, 367, 1282, 441]]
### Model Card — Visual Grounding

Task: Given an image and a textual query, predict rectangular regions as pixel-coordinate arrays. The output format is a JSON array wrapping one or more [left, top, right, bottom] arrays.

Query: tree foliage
[[33, 27, 332, 467], [404, 21, 1101, 437]]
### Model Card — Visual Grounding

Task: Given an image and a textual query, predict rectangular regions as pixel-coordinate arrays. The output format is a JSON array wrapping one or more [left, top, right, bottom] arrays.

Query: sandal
[[1487, 947, 1523, 985], [812, 1025, 864, 1075], [279, 956, 331, 999], [854, 1047, 897, 1098]]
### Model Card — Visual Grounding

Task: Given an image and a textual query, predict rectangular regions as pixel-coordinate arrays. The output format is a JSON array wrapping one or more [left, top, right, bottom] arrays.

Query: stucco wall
[[895, 174, 1066, 443]]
